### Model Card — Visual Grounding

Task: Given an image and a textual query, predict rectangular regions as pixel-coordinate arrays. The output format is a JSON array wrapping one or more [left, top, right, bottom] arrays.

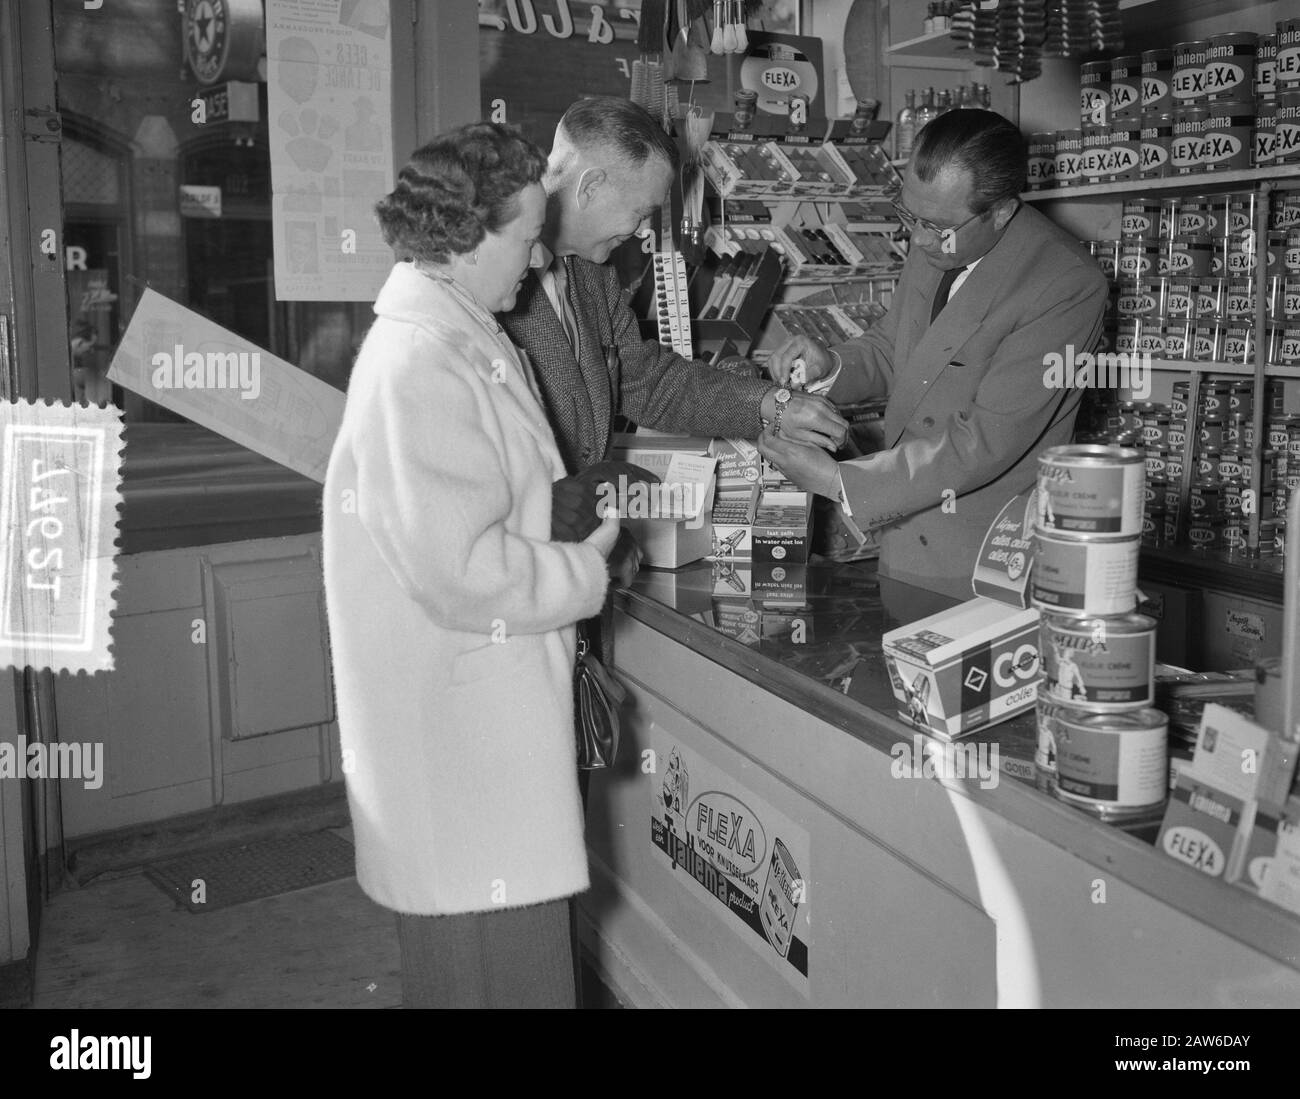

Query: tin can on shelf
[[1031, 533, 1140, 617], [1192, 319, 1223, 361], [1257, 33, 1278, 96], [1110, 55, 1142, 119], [1142, 48, 1175, 113], [1282, 277, 1300, 318], [1195, 277, 1225, 318], [1042, 704, 1167, 819], [1286, 230, 1300, 270], [1173, 41, 1209, 104], [1138, 113, 1173, 178], [1259, 518, 1278, 555], [1094, 238, 1121, 278], [1188, 516, 1225, 549], [1135, 317, 1165, 357], [1199, 417, 1227, 451], [1081, 60, 1111, 125], [1171, 379, 1190, 417], [1167, 419, 1188, 450], [1177, 196, 1217, 237], [1109, 120, 1142, 182], [1256, 96, 1279, 167], [1040, 614, 1157, 711], [1195, 450, 1222, 480], [1270, 321, 1300, 366], [1082, 126, 1112, 182], [1204, 32, 1257, 101], [1144, 448, 1169, 479], [1162, 236, 1215, 277], [1271, 189, 1300, 231], [1167, 453, 1185, 483], [1163, 317, 1193, 360], [1118, 240, 1159, 279], [1117, 280, 1165, 317], [1171, 105, 1212, 173], [1228, 380, 1254, 417], [1198, 377, 1231, 414], [1037, 445, 1145, 537], [1221, 322, 1254, 364], [1201, 100, 1256, 171], [1027, 132, 1058, 190], [1141, 404, 1172, 448], [1164, 280, 1195, 317], [1054, 129, 1083, 188], [1278, 18, 1300, 92], [1121, 198, 1162, 239], [1224, 278, 1255, 317], [1225, 191, 1258, 238], [1218, 449, 1246, 483], [1277, 89, 1300, 163]]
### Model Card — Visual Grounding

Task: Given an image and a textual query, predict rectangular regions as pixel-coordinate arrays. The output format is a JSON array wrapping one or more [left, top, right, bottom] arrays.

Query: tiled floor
[[32, 828, 621, 1009]]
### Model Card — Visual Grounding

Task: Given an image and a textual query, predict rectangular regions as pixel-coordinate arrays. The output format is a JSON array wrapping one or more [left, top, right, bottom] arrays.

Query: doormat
[[144, 830, 355, 913]]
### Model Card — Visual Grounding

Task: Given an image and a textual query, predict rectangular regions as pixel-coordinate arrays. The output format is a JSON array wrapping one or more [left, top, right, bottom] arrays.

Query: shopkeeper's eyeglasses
[[887, 186, 989, 239]]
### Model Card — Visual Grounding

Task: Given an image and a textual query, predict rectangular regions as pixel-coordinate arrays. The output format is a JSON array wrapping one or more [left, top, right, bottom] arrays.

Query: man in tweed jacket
[[500, 97, 846, 527]]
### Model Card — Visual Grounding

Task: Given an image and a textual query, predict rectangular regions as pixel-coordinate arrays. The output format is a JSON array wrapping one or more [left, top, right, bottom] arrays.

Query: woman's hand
[[583, 500, 622, 558]]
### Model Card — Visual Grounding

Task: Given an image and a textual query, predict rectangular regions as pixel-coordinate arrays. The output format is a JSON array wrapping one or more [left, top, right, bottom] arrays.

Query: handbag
[[574, 624, 626, 770]]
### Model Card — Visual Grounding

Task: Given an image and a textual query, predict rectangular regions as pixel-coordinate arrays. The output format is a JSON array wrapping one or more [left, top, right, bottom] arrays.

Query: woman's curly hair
[[376, 123, 547, 263]]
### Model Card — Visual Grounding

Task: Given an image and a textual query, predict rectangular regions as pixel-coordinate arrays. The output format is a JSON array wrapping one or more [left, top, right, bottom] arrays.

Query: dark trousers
[[395, 899, 577, 1009]]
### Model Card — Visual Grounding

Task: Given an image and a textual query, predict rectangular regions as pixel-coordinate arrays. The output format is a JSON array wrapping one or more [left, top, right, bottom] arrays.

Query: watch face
[[776, 388, 791, 403]]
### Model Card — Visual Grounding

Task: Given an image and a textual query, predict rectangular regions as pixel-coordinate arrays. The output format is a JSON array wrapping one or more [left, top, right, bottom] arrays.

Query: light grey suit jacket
[[829, 204, 1108, 599]]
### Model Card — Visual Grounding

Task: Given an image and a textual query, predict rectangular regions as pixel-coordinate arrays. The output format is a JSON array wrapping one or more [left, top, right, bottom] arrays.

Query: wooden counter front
[[575, 560, 1300, 1008]]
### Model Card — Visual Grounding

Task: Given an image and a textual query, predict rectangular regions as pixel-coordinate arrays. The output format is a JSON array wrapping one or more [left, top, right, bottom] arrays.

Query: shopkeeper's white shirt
[[814, 256, 983, 532]]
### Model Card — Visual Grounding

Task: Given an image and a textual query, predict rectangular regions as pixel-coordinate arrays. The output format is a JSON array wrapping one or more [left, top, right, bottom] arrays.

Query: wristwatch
[[762, 386, 792, 436]]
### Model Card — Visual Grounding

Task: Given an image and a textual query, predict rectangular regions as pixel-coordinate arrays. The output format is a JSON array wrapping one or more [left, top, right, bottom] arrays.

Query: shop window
[[50, 0, 366, 551]]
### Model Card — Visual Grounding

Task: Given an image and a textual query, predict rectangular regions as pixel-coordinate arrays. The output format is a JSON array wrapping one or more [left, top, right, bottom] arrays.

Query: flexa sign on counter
[[651, 736, 812, 993]]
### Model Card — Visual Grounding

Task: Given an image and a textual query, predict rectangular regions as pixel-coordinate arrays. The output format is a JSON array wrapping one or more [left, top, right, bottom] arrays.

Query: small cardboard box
[[1233, 798, 1300, 895], [611, 434, 717, 568], [882, 597, 1041, 740], [1156, 772, 1250, 880], [752, 489, 812, 564]]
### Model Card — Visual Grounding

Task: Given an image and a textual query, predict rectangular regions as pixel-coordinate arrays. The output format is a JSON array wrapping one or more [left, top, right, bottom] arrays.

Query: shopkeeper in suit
[[763, 109, 1109, 602], [500, 95, 848, 558]]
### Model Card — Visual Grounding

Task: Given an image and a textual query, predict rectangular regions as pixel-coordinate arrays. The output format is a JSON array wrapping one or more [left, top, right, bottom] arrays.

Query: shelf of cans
[[707, 221, 906, 281], [1034, 446, 1169, 819], [1076, 376, 1298, 561], [1086, 189, 1300, 371], [1024, 20, 1300, 192]]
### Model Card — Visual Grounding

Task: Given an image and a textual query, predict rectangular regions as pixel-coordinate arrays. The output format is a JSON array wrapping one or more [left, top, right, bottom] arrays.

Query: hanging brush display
[[710, 0, 756, 56]]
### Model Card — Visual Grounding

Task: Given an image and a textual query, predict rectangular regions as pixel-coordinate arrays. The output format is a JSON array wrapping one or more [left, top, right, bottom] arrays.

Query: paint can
[[1036, 445, 1144, 537], [1171, 104, 1211, 173], [1203, 32, 1257, 101], [1278, 18, 1300, 92], [1031, 532, 1139, 617], [1108, 119, 1142, 182], [1027, 132, 1058, 190], [1202, 99, 1255, 171], [1256, 95, 1278, 167], [1040, 613, 1156, 711], [1081, 60, 1111, 126], [1173, 40, 1209, 104], [1121, 198, 1162, 239], [1141, 48, 1174, 113], [1139, 112, 1173, 178], [1277, 89, 1300, 163], [1041, 702, 1168, 818], [1257, 33, 1278, 96], [1054, 128, 1083, 187]]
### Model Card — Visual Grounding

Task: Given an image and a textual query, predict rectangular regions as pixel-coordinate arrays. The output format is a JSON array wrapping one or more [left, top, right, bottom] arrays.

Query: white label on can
[[1038, 458, 1144, 535], [1056, 719, 1167, 806], [1032, 537, 1139, 614], [1041, 621, 1155, 706]]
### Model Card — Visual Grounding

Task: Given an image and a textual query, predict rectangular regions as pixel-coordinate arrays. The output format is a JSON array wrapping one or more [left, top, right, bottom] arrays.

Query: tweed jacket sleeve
[[596, 262, 774, 439]]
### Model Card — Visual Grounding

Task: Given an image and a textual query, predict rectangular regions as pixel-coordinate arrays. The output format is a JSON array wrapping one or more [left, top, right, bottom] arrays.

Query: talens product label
[[1044, 704, 1168, 811], [1031, 534, 1139, 616], [1037, 446, 1144, 536], [1040, 614, 1156, 708]]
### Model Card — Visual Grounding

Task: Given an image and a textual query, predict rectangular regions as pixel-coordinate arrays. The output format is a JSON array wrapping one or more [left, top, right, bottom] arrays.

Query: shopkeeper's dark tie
[[931, 264, 967, 324]]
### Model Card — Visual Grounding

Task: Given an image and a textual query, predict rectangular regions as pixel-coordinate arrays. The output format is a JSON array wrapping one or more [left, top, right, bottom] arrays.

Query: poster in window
[[267, 0, 394, 302]]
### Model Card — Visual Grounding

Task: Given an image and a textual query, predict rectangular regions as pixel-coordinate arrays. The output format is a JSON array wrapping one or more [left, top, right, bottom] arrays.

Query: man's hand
[[551, 460, 659, 542], [759, 390, 848, 450], [606, 527, 644, 589], [767, 335, 837, 388], [757, 428, 843, 499]]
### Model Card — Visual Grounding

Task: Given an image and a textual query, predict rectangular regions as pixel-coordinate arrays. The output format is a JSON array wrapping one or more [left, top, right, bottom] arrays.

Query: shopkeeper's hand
[[551, 461, 660, 543], [767, 334, 838, 388], [759, 389, 848, 451], [606, 527, 644, 590], [758, 428, 843, 500]]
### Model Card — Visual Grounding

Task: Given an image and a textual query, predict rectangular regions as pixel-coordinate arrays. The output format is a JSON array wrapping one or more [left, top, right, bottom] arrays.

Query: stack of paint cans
[[1032, 445, 1169, 818], [1032, 19, 1300, 192], [1087, 188, 1300, 371]]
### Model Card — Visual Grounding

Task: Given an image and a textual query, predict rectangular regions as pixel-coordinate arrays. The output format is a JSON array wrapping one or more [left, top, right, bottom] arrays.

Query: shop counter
[[576, 559, 1300, 1008]]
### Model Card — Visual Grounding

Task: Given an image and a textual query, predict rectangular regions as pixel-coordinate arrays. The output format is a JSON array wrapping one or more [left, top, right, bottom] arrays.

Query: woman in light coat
[[323, 123, 619, 1008]]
